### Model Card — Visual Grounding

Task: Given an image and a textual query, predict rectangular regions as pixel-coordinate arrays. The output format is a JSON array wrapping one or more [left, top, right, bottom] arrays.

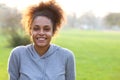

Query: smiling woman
[[30, 16, 53, 56], [8, 0, 76, 80]]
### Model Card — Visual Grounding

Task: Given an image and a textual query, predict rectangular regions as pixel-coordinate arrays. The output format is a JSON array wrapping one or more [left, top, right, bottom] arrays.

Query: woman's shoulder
[[10, 44, 32, 56], [11, 45, 26, 52]]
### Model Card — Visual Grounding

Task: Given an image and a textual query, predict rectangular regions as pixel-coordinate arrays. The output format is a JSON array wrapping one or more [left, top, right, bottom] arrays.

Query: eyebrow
[[33, 25, 39, 27], [33, 24, 51, 28]]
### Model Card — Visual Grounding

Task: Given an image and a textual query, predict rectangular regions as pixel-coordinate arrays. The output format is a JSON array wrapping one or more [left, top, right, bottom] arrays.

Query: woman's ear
[[29, 26, 32, 36], [29, 30, 32, 36]]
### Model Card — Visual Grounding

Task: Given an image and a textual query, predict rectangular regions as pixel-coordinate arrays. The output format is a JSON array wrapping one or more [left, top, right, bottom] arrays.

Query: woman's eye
[[33, 27, 39, 31], [44, 28, 50, 31]]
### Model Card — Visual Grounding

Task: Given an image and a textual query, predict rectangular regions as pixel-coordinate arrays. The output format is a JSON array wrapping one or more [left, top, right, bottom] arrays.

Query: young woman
[[8, 1, 76, 80]]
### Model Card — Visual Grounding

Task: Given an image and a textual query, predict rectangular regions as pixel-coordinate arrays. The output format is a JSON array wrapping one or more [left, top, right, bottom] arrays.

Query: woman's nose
[[38, 29, 44, 35]]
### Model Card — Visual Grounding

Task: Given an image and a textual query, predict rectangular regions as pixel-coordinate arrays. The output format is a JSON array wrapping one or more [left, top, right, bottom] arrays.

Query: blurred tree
[[0, 3, 31, 47], [0, 3, 22, 33], [66, 13, 77, 28], [78, 12, 98, 30], [104, 13, 120, 27]]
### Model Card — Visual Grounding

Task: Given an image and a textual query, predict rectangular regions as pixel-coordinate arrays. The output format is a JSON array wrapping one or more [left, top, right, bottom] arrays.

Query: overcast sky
[[1, 0, 120, 17]]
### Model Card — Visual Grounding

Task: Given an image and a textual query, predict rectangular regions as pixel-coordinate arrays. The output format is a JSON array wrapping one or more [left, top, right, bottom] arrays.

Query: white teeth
[[37, 38, 45, 40]]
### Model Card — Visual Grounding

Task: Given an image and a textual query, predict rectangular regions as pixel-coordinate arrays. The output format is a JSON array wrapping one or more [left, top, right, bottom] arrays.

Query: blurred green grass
[[0, 29, 120, 80], [0, 32, 11, 80]]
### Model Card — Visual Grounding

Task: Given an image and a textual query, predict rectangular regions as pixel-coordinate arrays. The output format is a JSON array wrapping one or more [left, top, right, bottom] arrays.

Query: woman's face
[[30, 16, 53, 48]]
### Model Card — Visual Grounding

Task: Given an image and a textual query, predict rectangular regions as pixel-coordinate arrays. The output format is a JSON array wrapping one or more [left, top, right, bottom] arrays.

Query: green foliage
[[7, 31, 31, 47], [1, 26, 31, 47]]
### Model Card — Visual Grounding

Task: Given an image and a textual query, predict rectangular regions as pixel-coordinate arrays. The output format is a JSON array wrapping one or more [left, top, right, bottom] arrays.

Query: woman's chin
[[36, 43, 48, 48]]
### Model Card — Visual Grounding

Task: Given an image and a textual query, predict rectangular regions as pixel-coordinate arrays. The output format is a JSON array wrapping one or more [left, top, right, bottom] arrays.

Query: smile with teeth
[[37, 37, 46, 40]]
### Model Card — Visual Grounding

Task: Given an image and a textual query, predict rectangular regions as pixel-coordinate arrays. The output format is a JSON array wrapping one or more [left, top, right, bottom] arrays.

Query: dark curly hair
[[21, 0, 65, 35]]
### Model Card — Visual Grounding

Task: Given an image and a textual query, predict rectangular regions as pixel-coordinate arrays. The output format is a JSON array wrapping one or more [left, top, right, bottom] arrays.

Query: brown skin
[[30, 16, 53, 56]]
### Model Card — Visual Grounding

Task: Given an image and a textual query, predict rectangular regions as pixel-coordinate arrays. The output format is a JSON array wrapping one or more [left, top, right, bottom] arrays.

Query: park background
[[0, 0, 120, 80]]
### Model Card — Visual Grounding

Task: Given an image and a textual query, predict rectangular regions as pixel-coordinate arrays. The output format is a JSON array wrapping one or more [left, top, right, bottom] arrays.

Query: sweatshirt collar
[[27, 44, 59, 60]]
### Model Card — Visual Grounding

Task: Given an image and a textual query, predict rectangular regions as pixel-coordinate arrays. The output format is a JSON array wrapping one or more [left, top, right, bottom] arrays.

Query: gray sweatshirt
[[8, 44, 75, 80]]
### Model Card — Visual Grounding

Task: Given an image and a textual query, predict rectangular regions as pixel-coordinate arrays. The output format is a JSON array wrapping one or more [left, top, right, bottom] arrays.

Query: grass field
[[0, 29, 120, 80]]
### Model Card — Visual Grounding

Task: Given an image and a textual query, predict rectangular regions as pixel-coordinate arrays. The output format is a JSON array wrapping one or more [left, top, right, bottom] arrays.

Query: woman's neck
[[34, 45, 50, 56]]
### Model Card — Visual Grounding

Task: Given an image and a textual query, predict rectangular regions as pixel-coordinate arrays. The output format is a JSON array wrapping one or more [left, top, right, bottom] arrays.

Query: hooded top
[[8, 44, 75, 80]]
